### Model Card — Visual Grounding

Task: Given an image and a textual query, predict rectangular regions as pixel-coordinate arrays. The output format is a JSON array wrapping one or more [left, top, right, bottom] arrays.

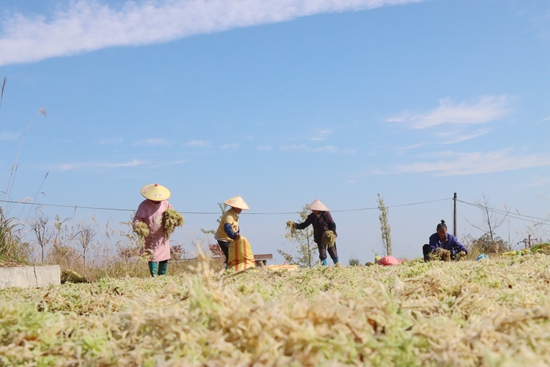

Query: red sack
[[376, 256, 404, 266]]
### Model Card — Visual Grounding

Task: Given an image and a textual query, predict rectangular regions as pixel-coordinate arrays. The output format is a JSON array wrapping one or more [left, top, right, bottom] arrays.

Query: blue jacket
[[428, 233, 467, 258]]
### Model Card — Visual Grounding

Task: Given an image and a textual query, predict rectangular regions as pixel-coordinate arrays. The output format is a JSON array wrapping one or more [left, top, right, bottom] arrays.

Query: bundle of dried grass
[[133, 221, 150, 238], [163, 209, 184, 238], [454, 251, 467, 261], [531, 243, 550, 255], [61, 269, 88, 284], [322, 230, 336, 248], [429, 248, 451, 261], [286, 220, 297, 237]]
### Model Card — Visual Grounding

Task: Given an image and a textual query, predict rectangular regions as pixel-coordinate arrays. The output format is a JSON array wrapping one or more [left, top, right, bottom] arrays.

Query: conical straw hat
[[307, 199, 328, 211], [140, 184, 171, 201], [224, 195, 249, 210]]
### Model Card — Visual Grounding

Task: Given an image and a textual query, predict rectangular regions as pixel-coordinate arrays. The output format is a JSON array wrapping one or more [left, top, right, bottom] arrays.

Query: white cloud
[[437, 129, 490, 145], [186, 140, 211, 147], [0, 131, 19, 140], [155, 159, 187, 167], [221, 143, 240, 150], [391, 150, 550, 176], [99, 137, 123, 145], [256, 145, 273, 151], [280, 144, 350, 153], [387, 96, 512, 129], [0, 0, 427, 66], [310, 129, 331, 141], [280, 144, 307, 152], [134, 138, 170, 146], [397, 143, 424, 150], [54, 158, 146, 171]]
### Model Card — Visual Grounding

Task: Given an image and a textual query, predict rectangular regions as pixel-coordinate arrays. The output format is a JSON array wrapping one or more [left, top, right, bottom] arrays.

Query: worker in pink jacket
[[133, 183, 172, 276]]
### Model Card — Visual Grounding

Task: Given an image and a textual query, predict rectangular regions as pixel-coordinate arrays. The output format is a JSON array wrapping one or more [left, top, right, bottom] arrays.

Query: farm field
[[1, 253, 550, 366]]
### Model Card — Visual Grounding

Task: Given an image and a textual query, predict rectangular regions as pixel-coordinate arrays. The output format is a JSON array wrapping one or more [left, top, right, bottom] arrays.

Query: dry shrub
[[209, 243, 225, 258], [170, 244, 186, 260]]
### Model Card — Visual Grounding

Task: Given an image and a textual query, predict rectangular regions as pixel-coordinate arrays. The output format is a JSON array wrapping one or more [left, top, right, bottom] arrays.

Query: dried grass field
[[2, 252, 550, 366]]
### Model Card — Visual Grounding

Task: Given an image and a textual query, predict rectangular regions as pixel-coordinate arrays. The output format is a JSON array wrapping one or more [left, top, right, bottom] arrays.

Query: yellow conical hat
[[306, 199, 329, 211], [224, 195, 249, 210], [140, 184, 171, 201]]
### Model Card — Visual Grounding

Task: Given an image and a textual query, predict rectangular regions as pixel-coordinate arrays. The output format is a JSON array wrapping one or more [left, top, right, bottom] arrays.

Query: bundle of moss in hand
[[286, 220, 297, 237], [322, 230, 336, 248], [163, 209, 184, 238], [133, 221, 150, 238]]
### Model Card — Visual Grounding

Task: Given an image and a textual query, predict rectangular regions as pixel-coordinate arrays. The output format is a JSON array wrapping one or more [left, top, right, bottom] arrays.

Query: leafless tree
[[29, 212, 55, 263], [76, 218, 98, 265], [468, 195, 509, 253]]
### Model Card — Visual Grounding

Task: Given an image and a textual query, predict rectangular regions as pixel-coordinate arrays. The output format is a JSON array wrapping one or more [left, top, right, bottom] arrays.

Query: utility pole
[[453, 193, 457, 237]]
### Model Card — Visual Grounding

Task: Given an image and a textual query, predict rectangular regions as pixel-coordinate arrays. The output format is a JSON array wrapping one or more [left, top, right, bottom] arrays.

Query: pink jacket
[[133, 199, 172, 262]]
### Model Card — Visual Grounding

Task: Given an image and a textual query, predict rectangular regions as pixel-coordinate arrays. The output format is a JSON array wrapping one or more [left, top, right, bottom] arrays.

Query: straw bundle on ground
[[133, 221, 149, 238], [321, 230, 336, 248], [61, 270, 88, 284], [163, 209, 184, 238]]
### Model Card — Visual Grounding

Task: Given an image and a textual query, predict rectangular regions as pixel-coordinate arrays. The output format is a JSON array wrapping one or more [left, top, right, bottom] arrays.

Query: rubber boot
[[322, 259, 327, 266], [158, 260, 168, 275], [333, 257, 340, 267], [148, 261, 158, 277]]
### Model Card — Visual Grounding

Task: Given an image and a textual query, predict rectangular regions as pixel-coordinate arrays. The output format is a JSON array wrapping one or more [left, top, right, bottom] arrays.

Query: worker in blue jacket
[[423, 220, 467, 261]]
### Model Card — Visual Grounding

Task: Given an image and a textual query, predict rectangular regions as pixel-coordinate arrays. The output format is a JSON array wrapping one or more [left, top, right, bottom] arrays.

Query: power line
[[457, 199, 550, 224], [0, 197, 452, 216]]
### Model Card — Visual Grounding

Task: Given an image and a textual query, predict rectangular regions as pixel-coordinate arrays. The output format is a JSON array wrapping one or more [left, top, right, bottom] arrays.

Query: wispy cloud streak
[[280, 144, 355, 153], [134, 138, 170, 146], [0, 0, 426, 66], [388, 96, 512, 129], [390, 150, 550, 176], [54, 158, 146, 171], [0, 131, 19, 140], [186, 140, 211, 147]]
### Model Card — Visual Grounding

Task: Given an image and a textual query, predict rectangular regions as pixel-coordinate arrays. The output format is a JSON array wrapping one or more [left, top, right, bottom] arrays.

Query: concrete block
[[0, 265, 61, 289]]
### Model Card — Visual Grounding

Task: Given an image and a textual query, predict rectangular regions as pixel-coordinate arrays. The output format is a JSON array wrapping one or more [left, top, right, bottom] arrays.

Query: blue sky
[[1, 0, 550, 264]]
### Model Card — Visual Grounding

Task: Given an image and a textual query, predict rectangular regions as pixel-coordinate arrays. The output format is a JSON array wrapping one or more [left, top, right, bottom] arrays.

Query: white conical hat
[[224, 195, 249, 210], [306, 199, 328, 211], [140, 184, 171, 201]]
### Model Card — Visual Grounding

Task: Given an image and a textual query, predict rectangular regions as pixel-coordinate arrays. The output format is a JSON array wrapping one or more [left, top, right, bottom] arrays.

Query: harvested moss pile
[[163, 209, 184, 238], [133, 221, 149, 238], [429, 248, 451, 261], [321, 230, 336, 248], [4, 254, 550, 365]]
